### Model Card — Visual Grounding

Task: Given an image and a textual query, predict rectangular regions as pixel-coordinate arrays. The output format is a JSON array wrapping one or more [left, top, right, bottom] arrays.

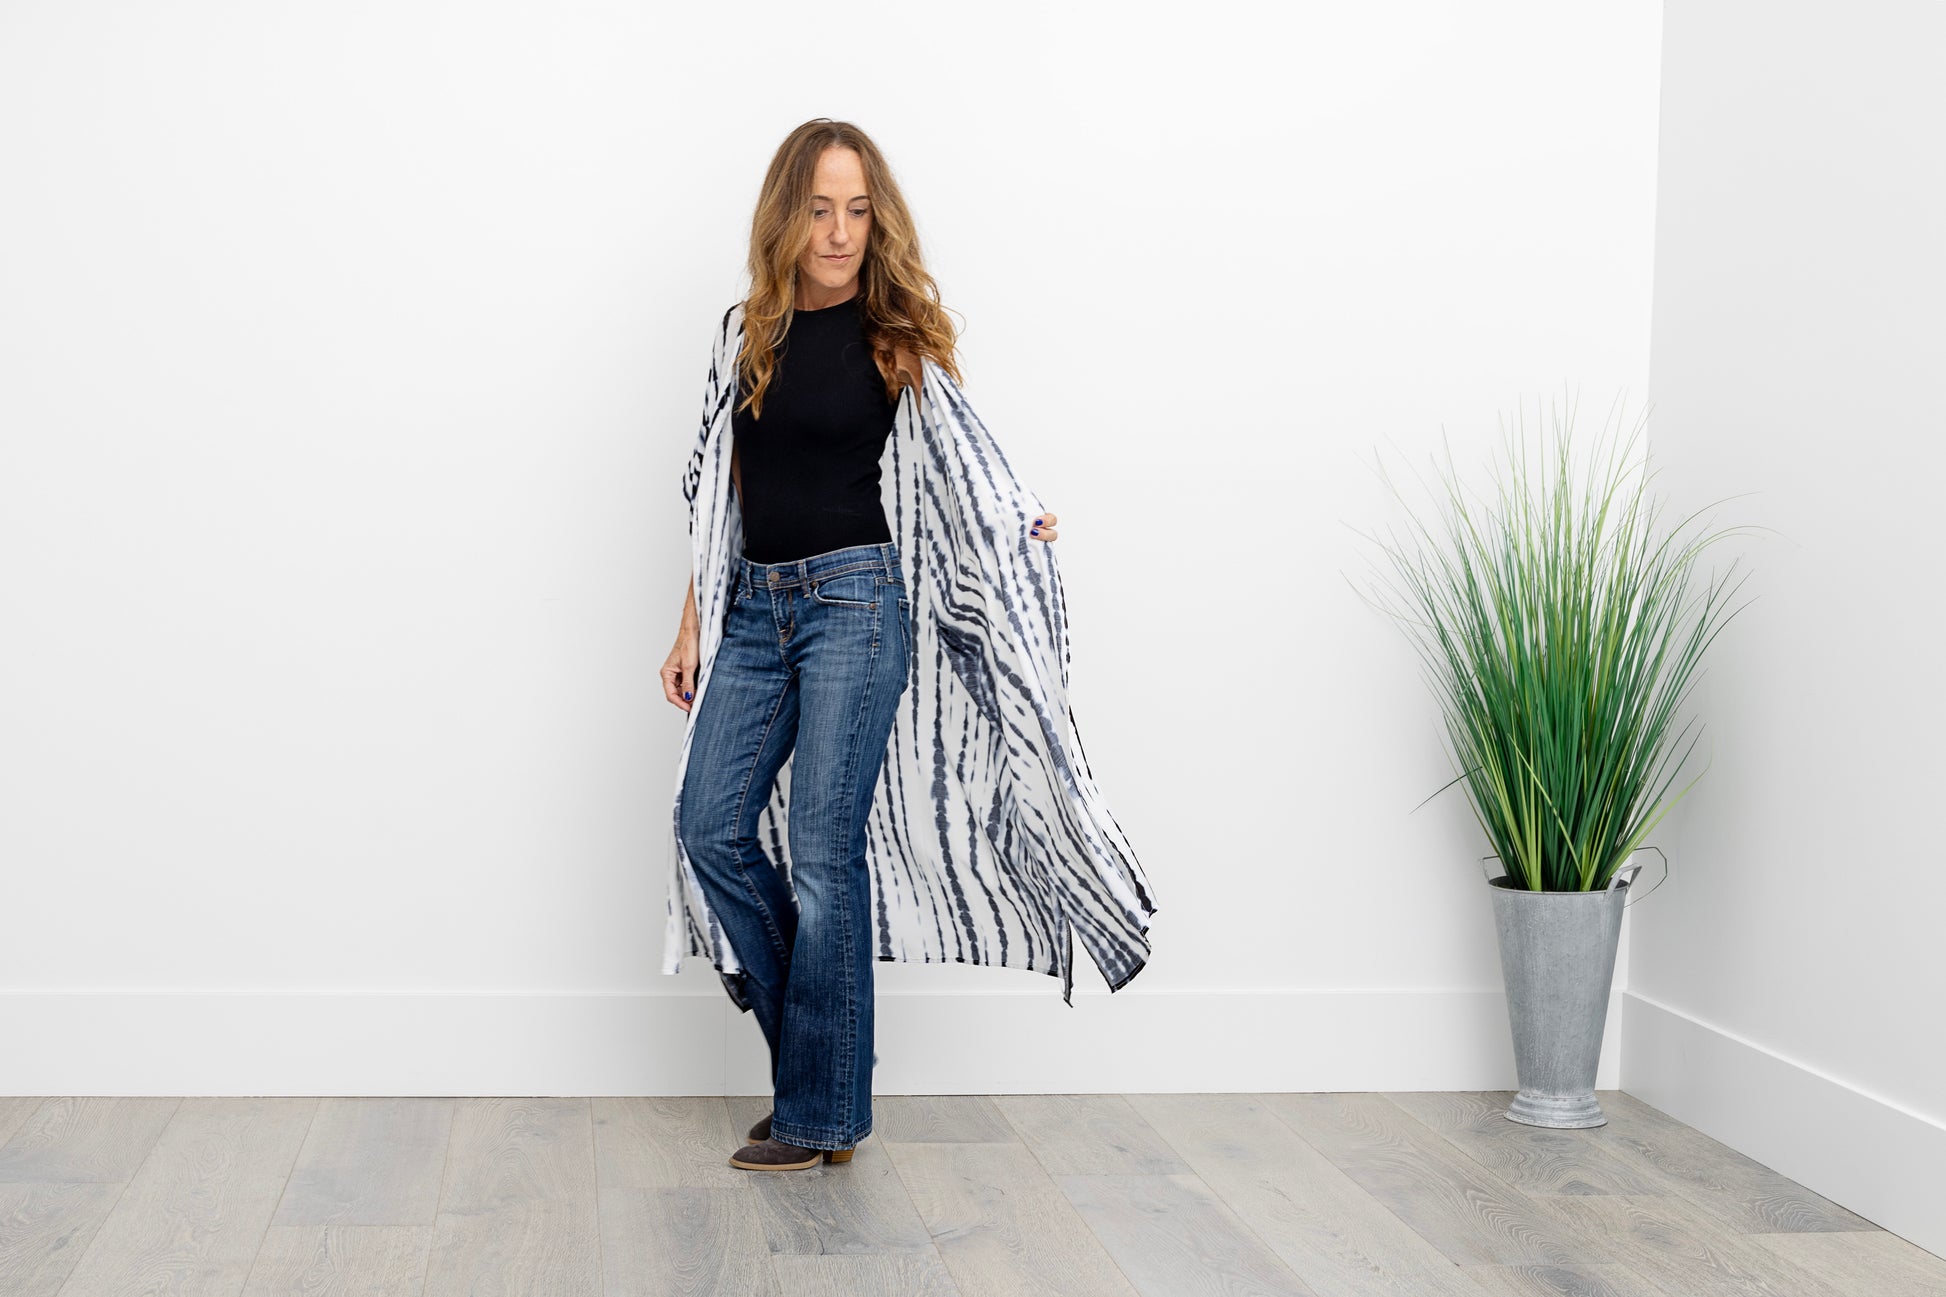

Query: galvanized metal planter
[[1485, 849, 1663, 1128]]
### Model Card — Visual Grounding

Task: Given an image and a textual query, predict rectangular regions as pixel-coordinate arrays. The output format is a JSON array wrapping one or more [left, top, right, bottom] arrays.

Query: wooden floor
[[0, 1089, 1936, 1296]]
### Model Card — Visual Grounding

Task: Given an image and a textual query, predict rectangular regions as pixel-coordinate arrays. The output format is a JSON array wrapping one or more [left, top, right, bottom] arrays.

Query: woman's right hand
[[662, 578, 702, 712]]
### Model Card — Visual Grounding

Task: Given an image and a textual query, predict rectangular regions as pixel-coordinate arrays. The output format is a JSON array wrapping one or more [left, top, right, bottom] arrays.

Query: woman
[[662, 120, 1154, 1173]]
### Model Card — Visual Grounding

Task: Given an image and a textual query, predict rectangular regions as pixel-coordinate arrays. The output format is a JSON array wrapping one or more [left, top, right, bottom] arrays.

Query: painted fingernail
[[1031, 528, 1040, 535], [684, 691, 692, 700]]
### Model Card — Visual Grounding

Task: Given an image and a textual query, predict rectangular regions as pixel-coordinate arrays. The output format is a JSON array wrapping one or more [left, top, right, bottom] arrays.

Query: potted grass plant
[[1350, 393, 1757, 1128]]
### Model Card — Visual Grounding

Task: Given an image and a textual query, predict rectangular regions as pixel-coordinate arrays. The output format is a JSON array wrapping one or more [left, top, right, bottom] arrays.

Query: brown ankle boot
[[745, 1112, 770, 1144], [729, 1136, 855, 1170]]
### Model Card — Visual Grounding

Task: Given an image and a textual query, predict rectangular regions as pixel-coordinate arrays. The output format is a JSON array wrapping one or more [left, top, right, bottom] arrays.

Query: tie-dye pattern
[[666, 303, 1157, 1006]]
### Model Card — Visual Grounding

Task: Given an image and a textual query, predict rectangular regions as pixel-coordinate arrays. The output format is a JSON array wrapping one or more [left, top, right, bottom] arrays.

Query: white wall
[[1629, 0, 1946, 1255], [1, 2, 1663, 1097]]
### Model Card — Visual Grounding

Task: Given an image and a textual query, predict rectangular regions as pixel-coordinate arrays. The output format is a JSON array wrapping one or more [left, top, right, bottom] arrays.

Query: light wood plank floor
[[0, 1089, 1935, 1296]]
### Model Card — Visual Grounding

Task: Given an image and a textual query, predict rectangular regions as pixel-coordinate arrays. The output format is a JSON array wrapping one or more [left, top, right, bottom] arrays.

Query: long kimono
[[665, 302, 1158, 1008]]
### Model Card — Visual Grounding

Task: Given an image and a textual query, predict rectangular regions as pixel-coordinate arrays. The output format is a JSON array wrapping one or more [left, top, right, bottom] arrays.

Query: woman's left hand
[[1029, 509, 1059, 542]]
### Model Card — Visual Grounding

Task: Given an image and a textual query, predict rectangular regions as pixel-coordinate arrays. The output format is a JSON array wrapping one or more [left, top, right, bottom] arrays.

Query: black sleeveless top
[[731, 294, 899, 563]]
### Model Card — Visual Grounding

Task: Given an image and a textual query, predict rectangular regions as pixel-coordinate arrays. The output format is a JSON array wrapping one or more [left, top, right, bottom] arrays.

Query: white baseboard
[[0, 984, 1621, 1095], [1621, 991, 1946, 1260]]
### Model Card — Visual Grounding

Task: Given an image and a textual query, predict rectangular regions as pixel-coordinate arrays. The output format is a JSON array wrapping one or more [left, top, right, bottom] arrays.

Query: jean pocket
[[809, 570, 878, 609]]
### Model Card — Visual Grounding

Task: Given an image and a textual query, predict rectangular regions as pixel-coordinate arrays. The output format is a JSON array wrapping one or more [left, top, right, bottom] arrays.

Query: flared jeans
[[676, 540, 911, 1150]]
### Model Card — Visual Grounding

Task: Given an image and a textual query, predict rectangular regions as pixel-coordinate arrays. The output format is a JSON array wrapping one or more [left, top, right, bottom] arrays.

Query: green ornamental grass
[[1351, 392, 1761, 894]]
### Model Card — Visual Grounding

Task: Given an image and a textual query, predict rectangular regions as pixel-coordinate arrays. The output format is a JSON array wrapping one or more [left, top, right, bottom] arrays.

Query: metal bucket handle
[[1479, 845, 1668, 907]]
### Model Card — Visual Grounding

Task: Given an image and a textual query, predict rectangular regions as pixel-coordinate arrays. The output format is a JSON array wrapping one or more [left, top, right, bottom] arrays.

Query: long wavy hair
[[734, 119, 964, 418]]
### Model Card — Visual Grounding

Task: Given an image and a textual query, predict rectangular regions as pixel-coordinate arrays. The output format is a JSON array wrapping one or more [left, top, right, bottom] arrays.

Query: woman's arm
[[903, 344, 1059, 543], [666, 306, 738, 712], [663, 576, 701, 711]]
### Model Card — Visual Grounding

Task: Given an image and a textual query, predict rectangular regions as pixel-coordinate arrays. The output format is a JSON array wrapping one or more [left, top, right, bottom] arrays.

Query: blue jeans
[[677, 540, 911, 1150]]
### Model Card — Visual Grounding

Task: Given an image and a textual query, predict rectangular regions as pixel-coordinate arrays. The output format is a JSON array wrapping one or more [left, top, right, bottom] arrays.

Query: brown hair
[[734, 119, 964, 418]]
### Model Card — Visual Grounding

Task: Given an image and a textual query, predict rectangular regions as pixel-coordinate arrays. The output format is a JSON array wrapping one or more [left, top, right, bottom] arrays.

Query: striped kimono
[[666, 302, 1157, 1007]]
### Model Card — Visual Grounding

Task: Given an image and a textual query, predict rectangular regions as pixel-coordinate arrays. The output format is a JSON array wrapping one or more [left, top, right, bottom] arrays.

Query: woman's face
[[795, 147, 872, 307]]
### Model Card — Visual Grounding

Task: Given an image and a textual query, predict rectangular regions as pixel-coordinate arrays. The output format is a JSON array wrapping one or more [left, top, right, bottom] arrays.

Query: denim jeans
[[677, 540, 911, 1150]]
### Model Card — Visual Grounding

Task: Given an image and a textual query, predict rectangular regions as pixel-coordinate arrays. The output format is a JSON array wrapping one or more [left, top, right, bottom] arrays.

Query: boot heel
[[823, 1147, 854, 1163]]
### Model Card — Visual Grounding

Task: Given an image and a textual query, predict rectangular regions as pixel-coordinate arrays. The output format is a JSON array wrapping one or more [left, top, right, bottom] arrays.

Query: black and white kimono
[[666, 302, 1158, 1007]]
